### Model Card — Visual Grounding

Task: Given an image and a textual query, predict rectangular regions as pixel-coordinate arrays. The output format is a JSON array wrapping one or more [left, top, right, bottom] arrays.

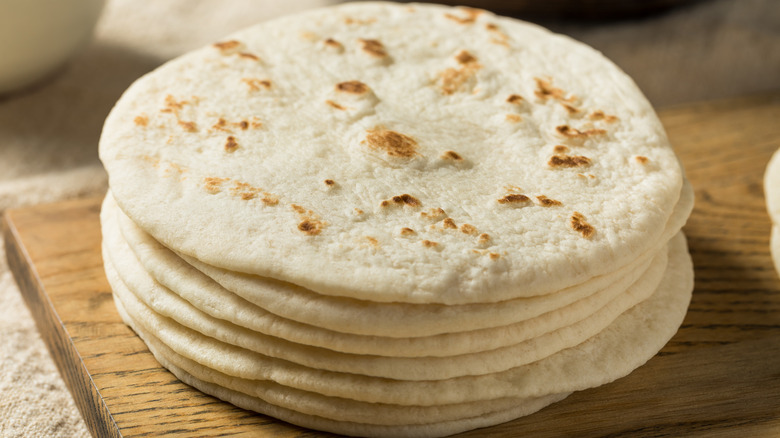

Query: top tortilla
[[100, 2, 685, 303]]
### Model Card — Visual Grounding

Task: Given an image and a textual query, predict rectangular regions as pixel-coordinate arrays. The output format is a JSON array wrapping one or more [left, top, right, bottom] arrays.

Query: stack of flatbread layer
[[765, 149, 780, 275], [98, 2, 695, 437]]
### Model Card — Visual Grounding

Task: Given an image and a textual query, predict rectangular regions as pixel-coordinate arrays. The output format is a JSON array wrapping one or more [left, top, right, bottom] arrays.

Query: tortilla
[[102, 230, 692, 404], [112, 186, 691, 339], [100, 2, 687, 304]]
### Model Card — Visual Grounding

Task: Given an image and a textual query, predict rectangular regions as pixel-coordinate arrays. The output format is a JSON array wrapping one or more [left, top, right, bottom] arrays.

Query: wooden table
[[5, 94, 780, 437]]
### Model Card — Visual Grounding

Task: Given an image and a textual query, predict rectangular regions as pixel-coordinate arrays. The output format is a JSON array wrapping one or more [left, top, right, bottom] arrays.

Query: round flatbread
[[104, 194, 665, 359], [103, 231, 692, 404], [104, 237, 668, 379], [100, 2, 687, 304], [110, 186, 691, 339], [116, 308, 566, 427], [115, 296, 569, 438]]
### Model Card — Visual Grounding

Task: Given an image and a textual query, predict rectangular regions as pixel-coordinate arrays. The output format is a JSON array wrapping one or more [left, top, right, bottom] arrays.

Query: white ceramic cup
[[0, 0, 105, 94]]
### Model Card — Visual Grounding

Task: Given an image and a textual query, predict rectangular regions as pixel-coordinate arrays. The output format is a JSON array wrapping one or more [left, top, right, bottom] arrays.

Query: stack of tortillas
[[765, 150, 780, 276], [98, 2, 695, 437]]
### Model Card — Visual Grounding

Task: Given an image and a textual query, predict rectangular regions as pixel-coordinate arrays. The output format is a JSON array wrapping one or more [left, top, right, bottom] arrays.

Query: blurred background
[[0, 0, 778, 436]]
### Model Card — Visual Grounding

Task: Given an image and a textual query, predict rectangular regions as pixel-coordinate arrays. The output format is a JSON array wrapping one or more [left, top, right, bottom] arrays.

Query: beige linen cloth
[[1, 0, 777, 436]]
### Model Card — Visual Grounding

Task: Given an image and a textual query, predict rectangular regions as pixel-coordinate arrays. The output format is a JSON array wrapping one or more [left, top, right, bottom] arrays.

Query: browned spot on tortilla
[[324, 38, 343, 50], [161, 95, 188, 116], [553, 145, 569, 153], [214, 40, 241, 51], [534, 78, 576, 103], [336, 81, 370, 94], [225, 136, 239, 153], [359, 39, 387, 58], [134, 114, 149, 126], [212, 118, 229, 132], [422, 240, 438, 248], [291, 204, 325, 235], [213, 118, 259, 133], [298, 31, 317, 41], [589, 110, 619, 123], [400, 227, 416, 236], [485, 23, 510, 46], [231, 181, 263, 200], [556, 125, 607, 138], [489, 252, 500, 260], [635, 156, 649, 164], [442, 218, 457, 229], [325, 100, 346, 110], [203, 177, 229, 194], [438, 56, 482, 95], [420, 208, 447, 220], [455, 50, 477, 65], [385, 194, 421, 207], [164, 162, 187, 176], [460, 224, 477, 235], [205, 174, 271, 204], [354, 208, 364, 215], [242, 78, 272, 91], [549, 154, 592, 168], [324, 179, 335, 186], [298, 220, 324, 235], [444, 7, 482, 24], [478, 233, 491, 244], [537, 195, 562, 207], [344, 16, 377, 25], [498, 194, 531, 204], [365, 236, 379, 246], [364, 129, 418, 158], [505, 114, 523, 123], [178, 120, 197, 132], [238, 52, 259, 60], [261, 194, 279, 206], [441, 150, 463, 161], [561, 103, 580, 115], [506, 94, 524, 104], [570, 212, 595, 238]]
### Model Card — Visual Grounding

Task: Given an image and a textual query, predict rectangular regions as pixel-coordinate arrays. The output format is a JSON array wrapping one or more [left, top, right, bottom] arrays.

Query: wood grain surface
[[4, 94, 780, 437]]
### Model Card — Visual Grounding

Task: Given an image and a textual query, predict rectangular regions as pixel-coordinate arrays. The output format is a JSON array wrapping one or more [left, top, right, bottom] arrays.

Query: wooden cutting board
[[4, 94, 780, 437]]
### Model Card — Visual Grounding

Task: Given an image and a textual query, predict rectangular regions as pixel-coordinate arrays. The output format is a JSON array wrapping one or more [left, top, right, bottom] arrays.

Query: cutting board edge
[[3, 209, 122, 438]]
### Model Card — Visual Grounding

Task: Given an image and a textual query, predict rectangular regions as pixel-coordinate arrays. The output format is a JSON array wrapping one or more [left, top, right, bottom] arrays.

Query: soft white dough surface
[[100, 2, 688, 304]]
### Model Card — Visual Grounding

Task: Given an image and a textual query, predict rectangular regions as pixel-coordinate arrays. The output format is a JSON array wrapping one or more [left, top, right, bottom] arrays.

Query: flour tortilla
[[112, 295, 564, 426], [103, 194, 670, 362], [116, 294, 569, 437], [765, 149, 780, 275], [112, 184, 691, 339], [162, 362, 569, 438], [102, 232, 691, 404], [103, 234, 668, 379], [100, 1, 687, 304]]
